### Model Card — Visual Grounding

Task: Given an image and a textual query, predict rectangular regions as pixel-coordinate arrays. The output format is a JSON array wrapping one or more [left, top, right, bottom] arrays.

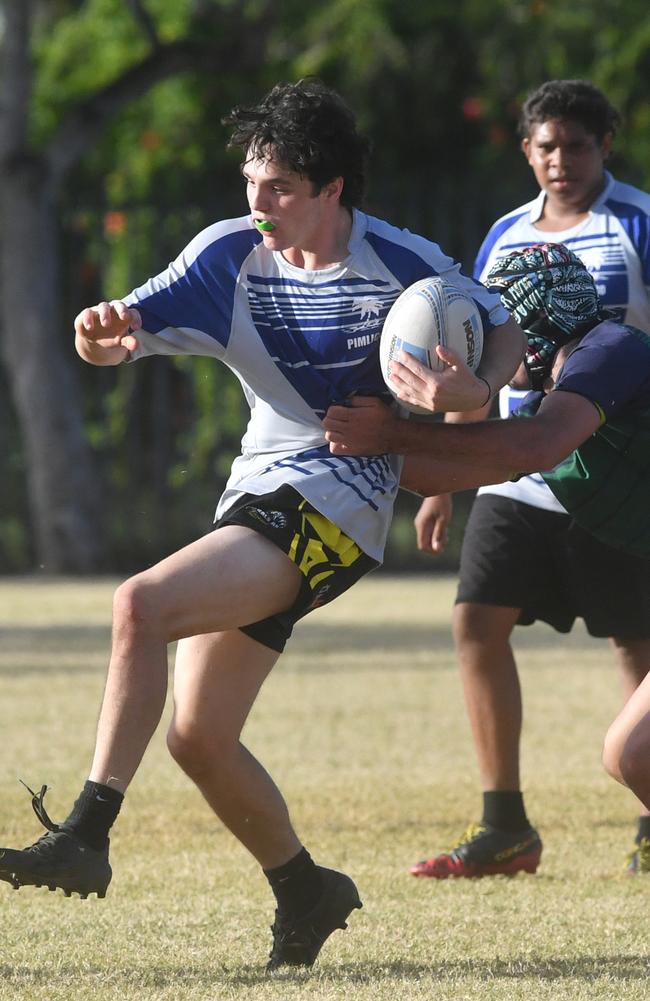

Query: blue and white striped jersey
[[473, 171, 650, 512], [126, 208, 508, 560]]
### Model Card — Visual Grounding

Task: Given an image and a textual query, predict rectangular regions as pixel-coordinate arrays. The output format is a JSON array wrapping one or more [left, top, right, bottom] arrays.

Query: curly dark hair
[[223, 79, 370, 209], [519, 80, 621, 143]]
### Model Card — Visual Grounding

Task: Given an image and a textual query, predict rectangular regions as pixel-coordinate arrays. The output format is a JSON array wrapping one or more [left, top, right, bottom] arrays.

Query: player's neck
[[535, 202, 589, 232], [536, 175, 606, 232], [283, 206, 353, 271]]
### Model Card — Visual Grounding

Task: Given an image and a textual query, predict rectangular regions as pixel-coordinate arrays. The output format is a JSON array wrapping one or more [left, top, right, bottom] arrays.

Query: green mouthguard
[[254, 219, 276, 232]]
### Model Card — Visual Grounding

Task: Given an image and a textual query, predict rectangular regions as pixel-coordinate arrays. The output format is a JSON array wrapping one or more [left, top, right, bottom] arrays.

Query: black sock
[[264, 847, 323, 918], [61, 781, 123, 851], [636, 816, 650, 843], [481, 791, 530, 832]]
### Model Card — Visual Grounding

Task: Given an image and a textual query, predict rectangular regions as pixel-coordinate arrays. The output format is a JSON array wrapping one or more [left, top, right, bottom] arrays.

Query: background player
[[323, 243, 650, 879], [411, 80, 650, 878], [0, 80, 522, 969]]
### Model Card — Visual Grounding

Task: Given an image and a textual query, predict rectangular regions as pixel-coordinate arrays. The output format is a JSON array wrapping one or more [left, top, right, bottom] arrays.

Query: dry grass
[[0, 573, 648, 1000]]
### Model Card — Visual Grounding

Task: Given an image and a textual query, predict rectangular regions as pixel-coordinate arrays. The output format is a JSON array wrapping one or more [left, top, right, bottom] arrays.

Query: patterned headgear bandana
[[485, 243, 601, 389]]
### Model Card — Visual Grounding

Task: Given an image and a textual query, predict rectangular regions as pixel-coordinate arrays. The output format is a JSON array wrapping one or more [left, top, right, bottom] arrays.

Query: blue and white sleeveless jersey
[[473, 171, 650, 512], [126, 209, 508, 560]]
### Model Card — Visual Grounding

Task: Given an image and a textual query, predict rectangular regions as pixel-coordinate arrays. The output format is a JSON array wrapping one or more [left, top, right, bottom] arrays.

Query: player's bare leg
[[88, 526, 302, 790], [0, 526, 303, 896], [168, 629, 301, 868], [607, 637, 650, 871], [604, 668, 650, 807], [453, 602, 523, 790], [168, 612, 362, 969], [410, 601, 542, 878]]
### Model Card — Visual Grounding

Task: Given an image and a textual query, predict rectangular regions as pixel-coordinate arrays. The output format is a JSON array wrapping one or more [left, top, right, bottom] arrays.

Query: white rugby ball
[[379, 276, 484, 414]]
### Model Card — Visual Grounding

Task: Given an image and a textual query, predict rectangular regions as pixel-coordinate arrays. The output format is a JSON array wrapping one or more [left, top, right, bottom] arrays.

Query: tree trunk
[[0, 0, 273, 571], [0, 157, 107, 571]]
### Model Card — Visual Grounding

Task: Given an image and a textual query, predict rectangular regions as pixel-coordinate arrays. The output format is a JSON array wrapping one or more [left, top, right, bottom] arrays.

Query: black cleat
[[266, 866, 362, 972], [626, 836, 650, 875], [0, 783, 111, 899]]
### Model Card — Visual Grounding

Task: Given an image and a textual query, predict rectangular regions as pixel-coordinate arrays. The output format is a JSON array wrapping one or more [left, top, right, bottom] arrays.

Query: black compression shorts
[[215, 485, 378, 652], [456, 493, 650, 639]]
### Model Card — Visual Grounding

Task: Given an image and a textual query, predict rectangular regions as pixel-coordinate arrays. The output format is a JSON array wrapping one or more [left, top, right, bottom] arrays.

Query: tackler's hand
[[324, 396, 399, 455]]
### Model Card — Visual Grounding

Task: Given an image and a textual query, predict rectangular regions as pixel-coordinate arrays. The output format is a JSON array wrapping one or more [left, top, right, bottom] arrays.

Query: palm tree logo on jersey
[[353, 296, 383, 321]]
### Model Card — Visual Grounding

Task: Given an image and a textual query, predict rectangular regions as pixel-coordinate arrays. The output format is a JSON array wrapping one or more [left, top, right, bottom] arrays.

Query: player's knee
[[453, 602, 494, 648], [167, 719, 231, 777], [617, 728, 650, 790], [167, 721, 204, 774], [453, 602, 516, 658], [112, 573, 164, 636], [601, 723, 624, 782]]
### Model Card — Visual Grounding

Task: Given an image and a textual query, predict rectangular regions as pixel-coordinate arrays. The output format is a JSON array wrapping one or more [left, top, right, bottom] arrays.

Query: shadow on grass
[[292, 620, 602, 657], [0, 623, 451, 677], [1, 954, 649, 987], [0, 613, 604, 678], [0, 625, 110, 675], [236, 954, 650, 985]]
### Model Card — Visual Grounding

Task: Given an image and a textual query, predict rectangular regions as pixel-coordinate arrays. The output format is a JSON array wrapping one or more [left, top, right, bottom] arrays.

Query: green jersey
[[515, 321, 650, 556]]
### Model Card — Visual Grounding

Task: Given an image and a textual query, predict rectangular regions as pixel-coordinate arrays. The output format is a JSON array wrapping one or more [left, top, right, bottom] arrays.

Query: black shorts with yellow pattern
[[215, 485, 379, 652]]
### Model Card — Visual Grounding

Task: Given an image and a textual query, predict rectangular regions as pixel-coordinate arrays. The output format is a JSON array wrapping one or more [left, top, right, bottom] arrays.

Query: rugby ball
[[379, 276, 484, 414]]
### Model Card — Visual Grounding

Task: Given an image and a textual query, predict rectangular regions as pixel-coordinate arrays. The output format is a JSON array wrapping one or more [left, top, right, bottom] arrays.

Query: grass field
[[0, 573, 648, 1000]]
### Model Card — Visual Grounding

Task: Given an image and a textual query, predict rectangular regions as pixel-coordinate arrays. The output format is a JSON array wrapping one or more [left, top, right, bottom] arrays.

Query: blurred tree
[[0, 0, 272, 571], [2, 0, 650, 573]]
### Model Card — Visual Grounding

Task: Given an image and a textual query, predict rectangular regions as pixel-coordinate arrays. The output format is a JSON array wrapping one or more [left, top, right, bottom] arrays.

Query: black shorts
[[456, 493, 650, 639], [215, 485, 378, 653]]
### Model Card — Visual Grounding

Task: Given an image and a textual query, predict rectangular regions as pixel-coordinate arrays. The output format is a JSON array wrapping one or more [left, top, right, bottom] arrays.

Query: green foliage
[[285, 0, 406, 86], [5, 0, 650, 569], [31, 0, 188, 142]]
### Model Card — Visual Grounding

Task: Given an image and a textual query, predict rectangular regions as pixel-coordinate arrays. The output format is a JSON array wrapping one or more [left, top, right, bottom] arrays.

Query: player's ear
[[601, 132, 613, 160], [322, 176, 344, 202], [521, 137, 532, 162]]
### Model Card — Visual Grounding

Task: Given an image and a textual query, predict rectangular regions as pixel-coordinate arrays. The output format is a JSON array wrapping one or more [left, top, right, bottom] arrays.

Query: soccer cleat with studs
[[625, 836, 650, 875], [410, 821, 543, 878], [266, 866, 362, 971], [0, 782, 111, 899]]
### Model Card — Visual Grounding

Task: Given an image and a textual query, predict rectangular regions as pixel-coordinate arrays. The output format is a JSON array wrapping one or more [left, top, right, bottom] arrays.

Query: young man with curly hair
[[0, 79, 522, 969]]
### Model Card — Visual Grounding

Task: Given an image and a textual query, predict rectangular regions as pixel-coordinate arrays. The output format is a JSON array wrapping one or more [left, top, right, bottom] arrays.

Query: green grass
[[0, 573, 648, 1000]]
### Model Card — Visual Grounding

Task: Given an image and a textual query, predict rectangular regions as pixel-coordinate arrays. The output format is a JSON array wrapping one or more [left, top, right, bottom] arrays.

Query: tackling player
[[325, 244, 650, 879], [324, 243, 650, 552], [409, 80, 650, 879]]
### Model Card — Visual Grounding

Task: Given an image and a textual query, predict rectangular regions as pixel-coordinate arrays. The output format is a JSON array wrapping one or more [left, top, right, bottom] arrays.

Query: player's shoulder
[[583, 317, 650, 346], [473, 199, 538, 279], [361, 211, 441, 254], [599, 174, 650, 216], [569, 319, 650, 373], [359, 211, 462, 282], [180, 215, 261, 268]]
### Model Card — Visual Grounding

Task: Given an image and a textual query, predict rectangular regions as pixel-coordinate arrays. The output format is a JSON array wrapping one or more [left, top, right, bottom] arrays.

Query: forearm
[[390, 414, 554, 481], [401, 450, 520, 496], [444, 401, 492, 424], [475, 316, 525, 399], [412, 405, 493, 505]]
